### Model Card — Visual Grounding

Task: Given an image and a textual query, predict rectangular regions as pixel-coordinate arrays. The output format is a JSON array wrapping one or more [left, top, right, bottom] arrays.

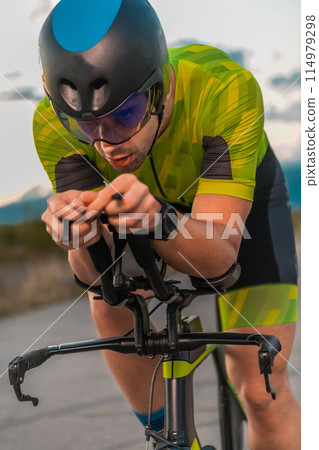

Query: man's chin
[[110, 158, 144, 173], [112, 165, 134, 173]]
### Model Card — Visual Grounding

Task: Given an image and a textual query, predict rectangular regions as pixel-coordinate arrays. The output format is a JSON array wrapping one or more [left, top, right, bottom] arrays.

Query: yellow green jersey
[[33, 44, 268, 206]]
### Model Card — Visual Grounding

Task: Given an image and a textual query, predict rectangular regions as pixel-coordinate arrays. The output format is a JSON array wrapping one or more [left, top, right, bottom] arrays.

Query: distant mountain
[[281, 159, 301, 210], [0, 184, 53, 225]]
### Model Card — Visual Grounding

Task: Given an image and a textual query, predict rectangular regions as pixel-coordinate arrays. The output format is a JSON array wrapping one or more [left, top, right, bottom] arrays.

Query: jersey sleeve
[[196, 68, 265, 201], [33, 97, 105, 193]]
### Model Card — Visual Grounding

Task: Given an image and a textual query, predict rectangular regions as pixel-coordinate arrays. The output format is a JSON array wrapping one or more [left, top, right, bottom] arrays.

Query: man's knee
[[239, 379, 276, 413], [226, 351, 290, 415], [225, 323, 296, 415], [233, 365, 290, 418]]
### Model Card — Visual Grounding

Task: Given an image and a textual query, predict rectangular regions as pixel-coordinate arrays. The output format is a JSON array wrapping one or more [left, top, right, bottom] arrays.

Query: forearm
[[68, 223, 114, 285], [151, 213, 237, 278], [68, 247, 101, 286]]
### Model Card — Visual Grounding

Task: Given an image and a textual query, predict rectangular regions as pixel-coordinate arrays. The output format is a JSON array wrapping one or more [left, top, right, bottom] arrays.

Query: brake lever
[[257, 336, 281, 400], [8, 356, 39, 406], [258, 351, 277, 399]]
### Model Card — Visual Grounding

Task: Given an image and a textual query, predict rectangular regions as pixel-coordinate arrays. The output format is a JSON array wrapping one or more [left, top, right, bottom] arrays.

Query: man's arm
[[81, 175, 252, 280], [151, 193, 252, 278]]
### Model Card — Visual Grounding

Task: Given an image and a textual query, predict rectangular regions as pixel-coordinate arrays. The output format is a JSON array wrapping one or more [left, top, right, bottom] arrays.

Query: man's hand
[[41, 189, 103, 250], [81, 174, 162, 235]]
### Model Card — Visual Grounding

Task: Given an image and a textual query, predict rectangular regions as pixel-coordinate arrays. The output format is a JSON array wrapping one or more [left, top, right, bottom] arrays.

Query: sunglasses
[[49, 70, 163, 145]]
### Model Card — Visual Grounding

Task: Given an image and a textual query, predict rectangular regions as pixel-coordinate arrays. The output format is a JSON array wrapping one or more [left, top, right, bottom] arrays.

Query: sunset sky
[[0, 0, 301, 198]]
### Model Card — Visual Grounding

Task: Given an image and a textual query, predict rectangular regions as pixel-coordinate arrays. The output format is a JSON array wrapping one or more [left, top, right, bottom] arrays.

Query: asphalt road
[[0, 248, 301, 450]]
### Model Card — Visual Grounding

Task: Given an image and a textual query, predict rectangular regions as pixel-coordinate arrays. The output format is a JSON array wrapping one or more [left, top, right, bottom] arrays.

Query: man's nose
[[100, 141, 115, 152]]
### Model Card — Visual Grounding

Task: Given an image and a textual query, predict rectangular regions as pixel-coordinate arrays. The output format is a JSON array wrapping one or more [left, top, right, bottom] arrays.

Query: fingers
[[45, 190, 86, 213], [42, 202, 85, 227], [57, 175, 159, 236], [42, 190, 104, 250], [106, 182, 149, 215], [85, 174, 135, 214], [84, 188, 116, 215], [45, 216, 103, 249], [80, 190, 99, 206], [107, 188, 160, 235]]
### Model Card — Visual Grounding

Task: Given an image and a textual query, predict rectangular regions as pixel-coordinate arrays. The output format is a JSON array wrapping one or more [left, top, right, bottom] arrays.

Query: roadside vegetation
[[0, 221, 82, 317]]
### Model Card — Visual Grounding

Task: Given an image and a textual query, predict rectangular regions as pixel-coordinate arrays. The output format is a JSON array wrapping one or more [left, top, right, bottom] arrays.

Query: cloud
[[265, 101, 301, 122], [226, 49, 247, 67], [169, 38, 204, 48], [272, 51, 283, 61], [29, 0, 52, 23], [2, 71, 23, 81], [0, 86, 43, 103], [269, 71, 301, 89], [168, 39, 248, 67], [265, 120, 300, 162]]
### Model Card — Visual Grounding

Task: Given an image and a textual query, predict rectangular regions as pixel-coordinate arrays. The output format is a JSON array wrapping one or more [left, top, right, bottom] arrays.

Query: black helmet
[[38, 0, 171, 144]]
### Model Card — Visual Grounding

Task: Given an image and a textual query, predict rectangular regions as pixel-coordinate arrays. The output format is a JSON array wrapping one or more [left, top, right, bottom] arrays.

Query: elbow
[[218, 250, 238, 278], [204, 244, 238, 279]]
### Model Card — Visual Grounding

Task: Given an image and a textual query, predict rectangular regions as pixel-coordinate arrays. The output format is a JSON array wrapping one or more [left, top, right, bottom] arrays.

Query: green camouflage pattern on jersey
[[33, 44, 268, 205]]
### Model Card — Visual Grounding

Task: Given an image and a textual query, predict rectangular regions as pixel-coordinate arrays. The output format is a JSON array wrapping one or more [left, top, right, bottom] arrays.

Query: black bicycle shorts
[[217, 145, 298, 330]]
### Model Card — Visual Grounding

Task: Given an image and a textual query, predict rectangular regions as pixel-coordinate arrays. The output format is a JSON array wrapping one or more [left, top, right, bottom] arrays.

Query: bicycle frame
[[162, 332, 218, 449], [8, 232, 281, 450], [145, 312, 246, 450]]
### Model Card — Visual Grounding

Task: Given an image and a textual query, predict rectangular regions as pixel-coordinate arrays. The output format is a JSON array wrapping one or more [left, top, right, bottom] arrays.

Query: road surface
[[0, 253, 300, 450]]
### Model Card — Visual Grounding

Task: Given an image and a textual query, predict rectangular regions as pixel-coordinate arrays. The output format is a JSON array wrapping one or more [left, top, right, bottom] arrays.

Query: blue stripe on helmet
[[52, 0, 123, 52]]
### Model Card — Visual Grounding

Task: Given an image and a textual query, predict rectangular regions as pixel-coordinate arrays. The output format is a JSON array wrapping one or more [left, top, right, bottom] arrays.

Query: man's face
[[94, 114, 159, 173]]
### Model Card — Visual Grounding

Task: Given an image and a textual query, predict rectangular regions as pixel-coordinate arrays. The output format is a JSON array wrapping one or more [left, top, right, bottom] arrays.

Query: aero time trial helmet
[[38, 0, 171, 145]]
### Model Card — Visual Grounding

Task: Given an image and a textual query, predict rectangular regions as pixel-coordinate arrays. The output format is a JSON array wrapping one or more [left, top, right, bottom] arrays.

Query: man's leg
[[225, 323, 300, 450], [88, 291, 164, 414]]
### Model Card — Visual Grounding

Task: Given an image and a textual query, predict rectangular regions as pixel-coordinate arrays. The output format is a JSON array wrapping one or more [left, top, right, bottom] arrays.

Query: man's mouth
[[107, 153, 133, 168]]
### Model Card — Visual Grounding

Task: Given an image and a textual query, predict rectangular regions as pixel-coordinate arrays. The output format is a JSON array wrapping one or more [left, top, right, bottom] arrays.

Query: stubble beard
[[112, 143, 151, 173]]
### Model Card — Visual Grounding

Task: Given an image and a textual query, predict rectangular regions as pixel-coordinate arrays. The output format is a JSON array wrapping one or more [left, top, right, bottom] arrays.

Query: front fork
[[146, 355, 208, 450], [147, 316, 213, 450]]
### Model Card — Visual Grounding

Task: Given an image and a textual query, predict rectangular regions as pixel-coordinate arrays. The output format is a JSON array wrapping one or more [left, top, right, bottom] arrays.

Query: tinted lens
[[53, 89, 154, 145]]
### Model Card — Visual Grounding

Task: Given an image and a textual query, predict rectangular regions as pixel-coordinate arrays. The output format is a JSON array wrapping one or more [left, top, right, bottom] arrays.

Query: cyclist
[[34, 0, 300, 448]]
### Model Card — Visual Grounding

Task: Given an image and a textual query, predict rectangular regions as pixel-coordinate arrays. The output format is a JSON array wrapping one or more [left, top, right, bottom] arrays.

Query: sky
[[0, 0, 301, 199]]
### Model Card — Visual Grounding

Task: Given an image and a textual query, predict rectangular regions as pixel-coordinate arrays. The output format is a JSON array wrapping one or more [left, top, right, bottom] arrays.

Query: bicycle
[[8, 221, 281, 450]]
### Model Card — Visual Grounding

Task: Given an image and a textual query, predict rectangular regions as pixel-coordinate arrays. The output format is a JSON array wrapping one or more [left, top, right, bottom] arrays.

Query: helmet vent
[[60, 79, 82, 111], [90, 79, 110, 112]]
